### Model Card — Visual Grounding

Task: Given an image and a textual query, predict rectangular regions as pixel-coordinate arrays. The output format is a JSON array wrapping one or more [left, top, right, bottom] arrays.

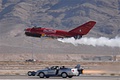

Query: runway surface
[[0, 75, 120, 80]]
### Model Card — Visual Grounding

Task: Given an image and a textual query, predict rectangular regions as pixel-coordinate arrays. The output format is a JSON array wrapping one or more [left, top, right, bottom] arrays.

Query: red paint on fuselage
[[25, 21, 96, 39]]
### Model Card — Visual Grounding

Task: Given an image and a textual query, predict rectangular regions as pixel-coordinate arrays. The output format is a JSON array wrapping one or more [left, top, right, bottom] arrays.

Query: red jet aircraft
[[24, 21, 96, 39]]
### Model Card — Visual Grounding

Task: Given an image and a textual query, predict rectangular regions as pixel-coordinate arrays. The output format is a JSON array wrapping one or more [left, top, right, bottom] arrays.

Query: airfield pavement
[[0, 75, 120, 80]]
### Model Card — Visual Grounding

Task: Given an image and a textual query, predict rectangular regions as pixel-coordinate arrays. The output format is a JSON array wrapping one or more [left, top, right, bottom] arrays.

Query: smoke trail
[[57, 36, 120, 47]]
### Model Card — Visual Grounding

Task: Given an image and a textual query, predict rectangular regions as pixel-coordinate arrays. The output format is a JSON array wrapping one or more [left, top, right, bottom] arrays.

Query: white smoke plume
[[57, 36, 120, 48]]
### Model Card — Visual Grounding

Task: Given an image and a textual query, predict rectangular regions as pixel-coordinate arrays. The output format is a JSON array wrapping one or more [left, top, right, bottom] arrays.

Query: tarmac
[[0, 75, 120, 80]]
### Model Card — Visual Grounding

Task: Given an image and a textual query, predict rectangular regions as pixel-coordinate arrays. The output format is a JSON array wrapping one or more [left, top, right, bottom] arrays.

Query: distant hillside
[[0, 0, 120, 37], [0, 0, 120, 55]]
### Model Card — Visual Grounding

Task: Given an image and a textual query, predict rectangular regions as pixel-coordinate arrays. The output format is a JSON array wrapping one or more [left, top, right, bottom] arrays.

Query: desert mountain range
[[0, 0, 120, 56]]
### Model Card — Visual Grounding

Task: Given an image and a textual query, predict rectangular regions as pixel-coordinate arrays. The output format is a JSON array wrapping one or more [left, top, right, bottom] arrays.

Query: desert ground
[[0, 59, 119, 76]]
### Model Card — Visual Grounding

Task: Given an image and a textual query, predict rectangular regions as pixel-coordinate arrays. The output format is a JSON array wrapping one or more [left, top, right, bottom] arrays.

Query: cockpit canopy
[[33, 26, 42, 29]]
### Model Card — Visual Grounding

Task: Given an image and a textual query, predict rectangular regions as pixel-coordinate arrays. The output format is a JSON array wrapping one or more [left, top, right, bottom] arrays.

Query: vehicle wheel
[[39, 72, 45, 78], [68, 76, 73, 78], [61, 72, 67, 78], [74, 35, 82, 39], [46, 76, 50, 78], [27, 71, 32, 76]]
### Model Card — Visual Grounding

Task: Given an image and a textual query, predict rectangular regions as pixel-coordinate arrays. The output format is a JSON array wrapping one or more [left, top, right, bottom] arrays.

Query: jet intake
[[25, 32, 41, 38]]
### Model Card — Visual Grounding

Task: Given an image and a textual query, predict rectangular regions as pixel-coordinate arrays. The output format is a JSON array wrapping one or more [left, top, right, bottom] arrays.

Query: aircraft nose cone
[[24, 28, 31, 32]]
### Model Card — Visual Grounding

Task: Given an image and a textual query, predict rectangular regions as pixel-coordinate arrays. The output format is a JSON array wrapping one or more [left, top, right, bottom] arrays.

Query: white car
[[28, 64, 83, 78]]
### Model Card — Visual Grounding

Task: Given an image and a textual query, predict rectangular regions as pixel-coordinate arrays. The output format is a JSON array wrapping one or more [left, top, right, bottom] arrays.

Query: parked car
[[28, 64, 83, 78]]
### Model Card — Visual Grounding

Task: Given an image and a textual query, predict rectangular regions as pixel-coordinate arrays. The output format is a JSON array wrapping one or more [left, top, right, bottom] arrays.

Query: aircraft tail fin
[[69, 21, 96, 35]]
